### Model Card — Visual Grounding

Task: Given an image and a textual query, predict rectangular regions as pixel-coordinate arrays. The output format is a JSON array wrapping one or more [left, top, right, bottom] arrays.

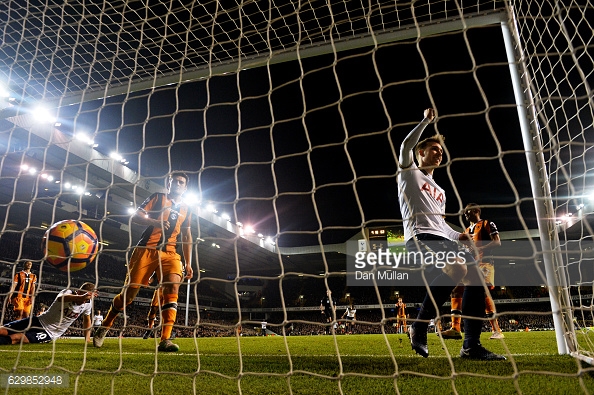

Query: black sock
[[0, 336, 12, 345], [462, 286, 486, 348], [414, 273, 456, 330]]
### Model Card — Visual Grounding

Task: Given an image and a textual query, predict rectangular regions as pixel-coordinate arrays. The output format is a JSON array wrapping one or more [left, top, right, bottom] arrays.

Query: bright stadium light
[[75, 132, 95, 146], [0, 85, 9, 98], [32, 106, 57, 124], [110, 152, 123, 161], [40, 173, 54, 182], [28, 167, 37, 175], [206, 203, 217, 213], [245, 225, 255, 234], [183, 193, 199, 206], [127, 208, 136, 215], [221, 213, 231, 221]]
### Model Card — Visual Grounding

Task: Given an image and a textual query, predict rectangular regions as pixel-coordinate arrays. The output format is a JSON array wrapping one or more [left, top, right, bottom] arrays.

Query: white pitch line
[[0, 350, 557, 358]]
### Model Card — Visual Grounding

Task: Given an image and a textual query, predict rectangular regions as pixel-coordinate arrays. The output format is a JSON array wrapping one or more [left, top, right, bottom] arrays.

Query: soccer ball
[[42, 220, 98, 272]]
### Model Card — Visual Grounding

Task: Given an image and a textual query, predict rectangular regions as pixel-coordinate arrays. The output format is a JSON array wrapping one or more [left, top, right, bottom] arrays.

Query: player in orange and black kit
[[395, 297, 407, 334], [441, 203, 503, 340], [9, 261, 37, 320], [93, 172, 193, 352]]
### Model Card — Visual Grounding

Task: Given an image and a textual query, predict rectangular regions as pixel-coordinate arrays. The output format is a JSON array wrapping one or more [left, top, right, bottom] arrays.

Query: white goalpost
[[0, 0, 593, 392]]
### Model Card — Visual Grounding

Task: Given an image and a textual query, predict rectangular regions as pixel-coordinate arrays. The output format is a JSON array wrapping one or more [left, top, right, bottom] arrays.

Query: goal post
[[500, 9, 576, 355]]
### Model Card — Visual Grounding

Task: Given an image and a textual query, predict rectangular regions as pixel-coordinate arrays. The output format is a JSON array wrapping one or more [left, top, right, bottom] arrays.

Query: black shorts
[[3, 316, 51, 344], [406, 234, 475, 263], [405, 233, 468, 255], [406, 233, 479, 282]]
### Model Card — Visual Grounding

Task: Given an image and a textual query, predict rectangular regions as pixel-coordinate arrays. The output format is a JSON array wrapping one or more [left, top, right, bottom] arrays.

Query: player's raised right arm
[[398, 108, 435, 169]]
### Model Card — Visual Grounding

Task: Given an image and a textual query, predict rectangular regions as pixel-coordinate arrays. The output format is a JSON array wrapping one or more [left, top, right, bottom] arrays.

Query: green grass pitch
[[0, 331, 593, 394]]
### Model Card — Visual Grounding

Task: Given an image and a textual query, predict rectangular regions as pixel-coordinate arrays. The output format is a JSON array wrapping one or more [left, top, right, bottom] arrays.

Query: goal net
[[0, 0, 593, 393]]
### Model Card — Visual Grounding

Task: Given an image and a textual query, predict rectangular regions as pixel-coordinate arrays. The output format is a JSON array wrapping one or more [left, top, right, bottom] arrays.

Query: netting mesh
[[0, 0, 594, 393], [1, 0, 504, 102], [514, 1, 594, 362]]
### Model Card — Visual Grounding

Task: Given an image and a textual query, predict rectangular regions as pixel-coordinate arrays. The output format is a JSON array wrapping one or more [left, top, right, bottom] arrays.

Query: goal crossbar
[[54, 9, 508, 108]]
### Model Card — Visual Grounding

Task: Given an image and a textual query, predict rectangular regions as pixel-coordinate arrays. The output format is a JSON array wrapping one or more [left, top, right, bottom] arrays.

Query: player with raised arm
[[8, 261, 37, 320], [0, 283, 96, 345], [397, 108, 505, 360], [441, 203, 504, 340], [93, 172, 193, 352]]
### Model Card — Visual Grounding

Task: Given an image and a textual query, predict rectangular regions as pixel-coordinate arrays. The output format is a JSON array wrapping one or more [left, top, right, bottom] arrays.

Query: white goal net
[[0, 0, 593, 393]]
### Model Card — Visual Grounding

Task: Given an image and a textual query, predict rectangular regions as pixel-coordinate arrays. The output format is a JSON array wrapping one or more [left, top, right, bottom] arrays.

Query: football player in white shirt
[[0, 283, 96, 345], [398, 108, 504, 361]]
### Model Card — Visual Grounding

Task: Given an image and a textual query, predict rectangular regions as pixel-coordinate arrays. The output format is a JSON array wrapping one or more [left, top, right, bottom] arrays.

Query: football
[[42, 220, 98, 272]]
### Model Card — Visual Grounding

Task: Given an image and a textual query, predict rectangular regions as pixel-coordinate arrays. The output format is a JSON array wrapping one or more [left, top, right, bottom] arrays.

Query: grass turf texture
[[0, 331, 592, 394]]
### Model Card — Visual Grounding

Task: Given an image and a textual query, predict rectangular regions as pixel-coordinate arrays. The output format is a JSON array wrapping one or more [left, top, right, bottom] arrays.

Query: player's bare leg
[[486, 295, 504, 339]]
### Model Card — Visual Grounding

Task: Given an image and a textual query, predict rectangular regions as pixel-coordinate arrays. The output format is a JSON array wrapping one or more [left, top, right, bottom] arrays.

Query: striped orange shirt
[[136, 193, 191, 253], [13, 271, 37, 298]]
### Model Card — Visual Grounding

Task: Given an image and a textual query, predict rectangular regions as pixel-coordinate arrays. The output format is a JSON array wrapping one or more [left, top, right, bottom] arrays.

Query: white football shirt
[[397, 118, 460, 242], [38, 289, 93, 340]]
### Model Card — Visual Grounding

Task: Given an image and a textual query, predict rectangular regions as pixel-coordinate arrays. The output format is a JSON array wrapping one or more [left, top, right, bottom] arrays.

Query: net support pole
[[500, 9, 576, 355]]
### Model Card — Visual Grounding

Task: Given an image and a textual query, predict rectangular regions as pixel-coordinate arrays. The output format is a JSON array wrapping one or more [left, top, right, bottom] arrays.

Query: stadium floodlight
[[28, 167, 37, 175], [109, 152, 123, 161], [127, 208, 136, 215], [245, 225, 255, 234], [206, 203, 217, 213], [183, 193, 199, 206], [40, 173, 54, 182], [75, 132, 95, 146], [0, 85, 9, 98], [221, 213, 231, 221], [32, 106, 57, 124]]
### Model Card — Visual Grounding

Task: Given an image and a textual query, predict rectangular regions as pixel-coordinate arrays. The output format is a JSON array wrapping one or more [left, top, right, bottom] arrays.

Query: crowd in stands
[[1, 231, 591, 339]]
